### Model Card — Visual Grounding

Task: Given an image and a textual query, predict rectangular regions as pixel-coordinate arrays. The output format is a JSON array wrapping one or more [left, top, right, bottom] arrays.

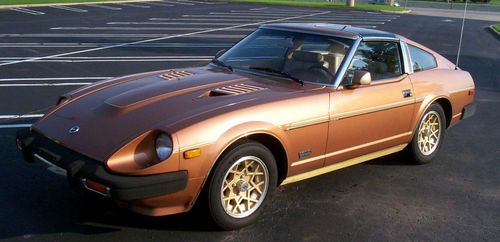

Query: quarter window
[[343, 41, 403, 83], [408, 45, 437, 72]]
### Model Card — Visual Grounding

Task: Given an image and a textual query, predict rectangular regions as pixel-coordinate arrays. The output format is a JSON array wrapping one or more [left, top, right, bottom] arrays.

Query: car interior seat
[[283, 51, 332, 83], [323, 44, 347, 75], [367, 61, 388, 80]]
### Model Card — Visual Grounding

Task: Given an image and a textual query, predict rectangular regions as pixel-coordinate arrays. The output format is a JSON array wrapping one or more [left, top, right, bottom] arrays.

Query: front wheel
[[406, 103, 446, 164], [207, 141, 277, 230]]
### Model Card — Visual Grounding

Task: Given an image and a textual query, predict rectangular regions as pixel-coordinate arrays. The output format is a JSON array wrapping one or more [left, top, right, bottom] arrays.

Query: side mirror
[[348, 70, 371, 88], [215, 49, 227, 58]]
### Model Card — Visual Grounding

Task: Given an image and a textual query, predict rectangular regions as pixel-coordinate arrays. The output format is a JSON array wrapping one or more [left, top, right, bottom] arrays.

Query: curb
[[489, 25, 500, 38], [0, 0, 161, 9], [381, 9, 411, 14]]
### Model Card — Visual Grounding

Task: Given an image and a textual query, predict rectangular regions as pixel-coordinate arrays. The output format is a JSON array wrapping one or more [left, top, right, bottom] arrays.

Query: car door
[[325, 40, 415, 166]]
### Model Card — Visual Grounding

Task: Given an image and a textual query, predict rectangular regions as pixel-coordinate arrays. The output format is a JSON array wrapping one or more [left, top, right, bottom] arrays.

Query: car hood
[[33, 65, 321, 161]]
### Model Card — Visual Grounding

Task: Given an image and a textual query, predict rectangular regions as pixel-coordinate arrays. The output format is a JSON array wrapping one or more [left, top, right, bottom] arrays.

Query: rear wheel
[[207, 141, 277, 230], [406, 103, 446, 164]]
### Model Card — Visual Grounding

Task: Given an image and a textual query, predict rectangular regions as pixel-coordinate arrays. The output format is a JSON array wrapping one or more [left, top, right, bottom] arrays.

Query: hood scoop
[[208, 83, 267, 96], [159, 70, 193, 80]]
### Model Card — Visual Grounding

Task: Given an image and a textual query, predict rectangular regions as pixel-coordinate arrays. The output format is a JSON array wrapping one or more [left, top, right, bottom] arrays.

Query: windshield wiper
[[211, 58, 233, 72], [248, 67, 303, 86]]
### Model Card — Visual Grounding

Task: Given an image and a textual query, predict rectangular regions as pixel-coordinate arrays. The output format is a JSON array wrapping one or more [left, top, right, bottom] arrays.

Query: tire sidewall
[[208, 141, 277, 230], [410, 103, 446, 164]]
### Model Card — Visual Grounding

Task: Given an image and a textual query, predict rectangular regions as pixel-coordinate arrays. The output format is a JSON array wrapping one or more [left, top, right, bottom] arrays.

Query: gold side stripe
[[283, 99, 416, 130], [291, 132, 411, 167], [281, 144, 408, 185], [291, 154, 326, 167], [449, 86, 474, 94], [331, 99, 414, 120], [282, 115, 329, 130], [179, 141, 213, 152], [452, 113, 462, 119]]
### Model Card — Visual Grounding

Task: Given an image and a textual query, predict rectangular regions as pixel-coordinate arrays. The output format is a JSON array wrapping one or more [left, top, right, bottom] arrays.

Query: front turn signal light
[[183, 149, 201, 159], [82, 178, 110, 197]]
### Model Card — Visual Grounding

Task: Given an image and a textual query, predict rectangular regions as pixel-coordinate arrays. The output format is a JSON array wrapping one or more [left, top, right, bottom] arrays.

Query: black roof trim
[[342, 26, 397, 39], [260, 23, 397, 39]]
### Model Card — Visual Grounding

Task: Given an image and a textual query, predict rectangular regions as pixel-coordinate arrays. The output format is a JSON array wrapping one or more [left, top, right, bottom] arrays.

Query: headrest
[[292, 51, 324, 63], [368, 62, 388, 73], [329, 44, 346, 55], [287, 38, 304, 59]]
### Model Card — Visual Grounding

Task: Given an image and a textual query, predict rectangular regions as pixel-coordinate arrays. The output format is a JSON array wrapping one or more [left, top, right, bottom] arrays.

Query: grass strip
[[222, 0, 407, 12], [407, 0, 500, 6], [492, 24, 500, 32]]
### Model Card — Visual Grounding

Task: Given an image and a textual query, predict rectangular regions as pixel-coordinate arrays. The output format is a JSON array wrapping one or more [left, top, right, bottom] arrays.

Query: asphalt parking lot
[[0, 1, 499, 241]]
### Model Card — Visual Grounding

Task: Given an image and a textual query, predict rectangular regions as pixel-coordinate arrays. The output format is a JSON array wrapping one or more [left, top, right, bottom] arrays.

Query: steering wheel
[[308, 65, 335, 83]]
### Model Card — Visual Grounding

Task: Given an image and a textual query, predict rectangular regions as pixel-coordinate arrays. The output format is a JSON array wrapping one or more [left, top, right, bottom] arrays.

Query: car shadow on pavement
[[0, 187, 221, 240], [77, 194, 221, 232], [363, 153, 414, 166]]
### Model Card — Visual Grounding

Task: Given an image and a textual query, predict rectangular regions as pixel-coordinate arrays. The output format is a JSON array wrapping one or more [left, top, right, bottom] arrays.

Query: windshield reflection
[[217, 28, 354, 84]]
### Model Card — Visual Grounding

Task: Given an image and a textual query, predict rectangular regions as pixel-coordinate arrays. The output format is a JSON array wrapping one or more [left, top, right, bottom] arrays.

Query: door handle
[[402, 89, 413, 98]]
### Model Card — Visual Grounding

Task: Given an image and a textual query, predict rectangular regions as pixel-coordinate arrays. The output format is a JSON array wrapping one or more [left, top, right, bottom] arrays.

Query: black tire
[[207, 141, 277, 230], [406, 103, 446, 164]]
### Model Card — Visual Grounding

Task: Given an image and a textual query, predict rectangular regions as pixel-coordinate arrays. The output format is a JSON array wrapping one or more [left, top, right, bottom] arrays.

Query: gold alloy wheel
[[417, 110, 442, 156], [220, 156, 269, 218]]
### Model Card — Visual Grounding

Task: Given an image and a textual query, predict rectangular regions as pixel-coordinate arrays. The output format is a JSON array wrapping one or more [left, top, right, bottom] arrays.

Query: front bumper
[[16, 129, 188, 201]]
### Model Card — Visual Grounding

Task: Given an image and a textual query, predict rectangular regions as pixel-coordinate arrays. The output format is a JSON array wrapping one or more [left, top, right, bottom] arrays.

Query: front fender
[[175, 121, 289, 212], [208, 121, 289, 170]]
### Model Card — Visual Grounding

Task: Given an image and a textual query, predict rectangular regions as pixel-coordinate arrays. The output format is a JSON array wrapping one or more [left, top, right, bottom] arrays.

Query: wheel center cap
[[236, 180, 250, 192]]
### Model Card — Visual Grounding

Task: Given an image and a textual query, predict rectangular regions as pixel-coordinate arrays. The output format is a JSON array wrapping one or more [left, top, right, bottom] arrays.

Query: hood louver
[[209, 84, 267, 96], [159, 70, 193, 80]]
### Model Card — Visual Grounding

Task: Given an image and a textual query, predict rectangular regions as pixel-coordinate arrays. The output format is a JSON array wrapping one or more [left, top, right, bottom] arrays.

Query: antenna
[[455, 0, 468, 70]]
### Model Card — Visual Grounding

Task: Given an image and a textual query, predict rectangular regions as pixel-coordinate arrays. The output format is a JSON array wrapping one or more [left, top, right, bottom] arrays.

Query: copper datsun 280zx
[[16, 23, 476, 230]]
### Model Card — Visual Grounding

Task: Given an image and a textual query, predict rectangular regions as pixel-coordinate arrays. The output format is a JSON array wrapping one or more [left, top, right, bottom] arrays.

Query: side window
[[343, 41, 402, 83], [408, 45, 437, 72]]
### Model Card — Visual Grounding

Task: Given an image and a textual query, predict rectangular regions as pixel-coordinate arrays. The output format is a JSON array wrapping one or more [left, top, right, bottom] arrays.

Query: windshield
[[217, 28, 354, 84]]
